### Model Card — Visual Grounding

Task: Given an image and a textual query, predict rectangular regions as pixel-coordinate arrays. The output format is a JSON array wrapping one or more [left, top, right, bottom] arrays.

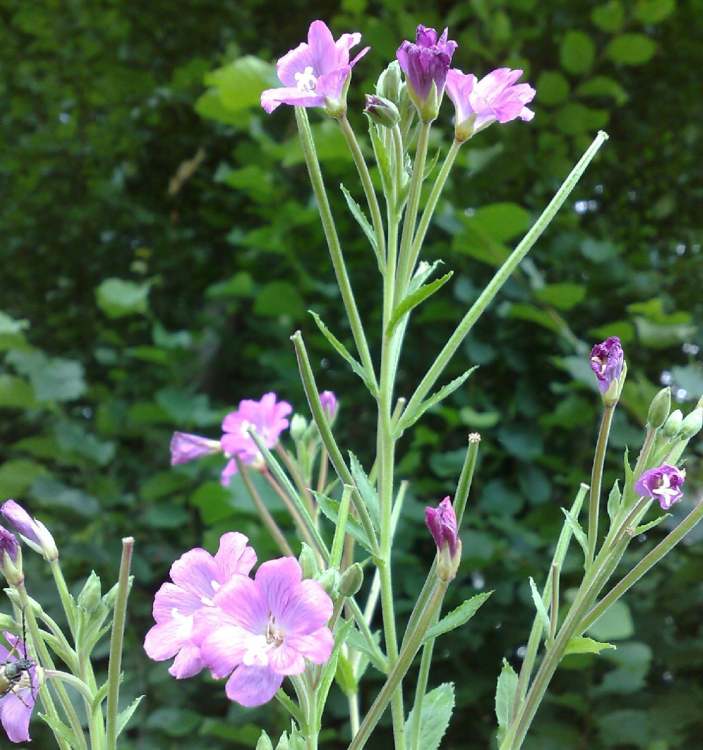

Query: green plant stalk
[[402, 131, 609, 421], [348, 577, 449, 750], [262, 466, 319, 555], [405, 138, 462, 280], [276, 444, 316, 517], [338, 115, 386, 262], [548, 563, 559, 643], [16, 583, 85, 750], [295, 107, 377, 388], [105, 537, 134, 750], [586, 403, 615, 566], [331, 485, 353, 569], [275, 688, 305, 727], [44, 669, 94, 703], [49, 560, 76, 638], [238, 460, 294, 557]]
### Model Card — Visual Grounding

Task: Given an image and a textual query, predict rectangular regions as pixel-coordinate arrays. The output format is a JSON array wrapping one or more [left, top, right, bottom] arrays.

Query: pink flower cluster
[[144, 534, 334, 707]]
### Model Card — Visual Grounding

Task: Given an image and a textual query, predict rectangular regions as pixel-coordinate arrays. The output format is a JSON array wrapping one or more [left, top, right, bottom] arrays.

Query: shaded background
[[1, 0, 702, 747]]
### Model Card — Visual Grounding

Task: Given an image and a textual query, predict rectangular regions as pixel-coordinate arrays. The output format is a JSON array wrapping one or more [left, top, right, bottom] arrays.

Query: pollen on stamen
[[295, 66, 318, 92]]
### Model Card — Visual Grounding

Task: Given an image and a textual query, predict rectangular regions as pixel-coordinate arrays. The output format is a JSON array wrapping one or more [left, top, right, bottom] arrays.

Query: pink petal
[[170, 548, 219, 601], [199, 624, 251, 678], [268, 644, 306, 676], [215, 532, 257, 579], [286, 627, 334, 665], [307, 20, 337, 74], [255, 557, 302, 617], [213, 575, 268, 632], [144, 619, 190, 661], [0, 691, 32, 743], [335, 32, 362, 61], [168, 643, 205, 679], [152, 582, 202, 622], [276, 42, 314, 87], [277, 579, 333, 635], [225, 665, 283, 707], [220, 458, 238, 485], [316, 67, 352, 102]]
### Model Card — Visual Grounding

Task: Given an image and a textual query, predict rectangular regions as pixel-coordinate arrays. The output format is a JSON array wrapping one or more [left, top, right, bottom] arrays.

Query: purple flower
[[220, 393, 292, 485], [1, 500, 57, 561], [196, 557, 333, 707], [446, 67, 535, 139], [261, 20, 369, 114], [590, 336, 624, 394], [144, 533, 257, 678], [319, 390, 338, 420], [635, 464, 686, 510], [170, 432, 222, 466], [0, 632, 37, 743], [396, 25, 457, 111], [425, 496, 458, 558], [0, 527, 19, 562]]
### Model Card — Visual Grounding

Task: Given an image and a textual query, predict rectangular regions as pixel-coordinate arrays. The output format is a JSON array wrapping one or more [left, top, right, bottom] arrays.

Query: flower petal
[[276, 42, 313, 87], [286, 626, 334, 665], [215, 532, 257, 580], [225, 665, 283, 707], [168, 643, 205, 679], [170, 548, 219, 601], [199, 623, 252, 679], [277, 579, 333, 635], [268, 644, 306, 676], [213, 574, 268, 632], [144, 619, 191, 661], [307, 20, 337, 74], [255, 557, 301, 618], [152, 582, 202, 622], [0, 690, 33, 743]]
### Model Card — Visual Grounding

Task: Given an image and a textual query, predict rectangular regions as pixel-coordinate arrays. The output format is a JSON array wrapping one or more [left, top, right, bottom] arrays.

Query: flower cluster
[[144, 534, 334, 707]]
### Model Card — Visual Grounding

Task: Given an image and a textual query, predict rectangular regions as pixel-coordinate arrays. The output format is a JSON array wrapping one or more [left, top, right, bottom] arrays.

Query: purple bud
[[590, 336, 624, 394], [635, 464, 686, 510], [319, 391, 338, 420], [0, 526, 19, 561], [170, 432, 221, 466], [2, 500, 58, 560], [425, 496, 458, 557], [396, 25, 457, 110]]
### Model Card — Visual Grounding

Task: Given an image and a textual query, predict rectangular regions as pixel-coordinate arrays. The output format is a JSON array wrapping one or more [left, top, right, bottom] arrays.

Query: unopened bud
[[316, 568, 339, 597], [364, 95, 400, 128], [663, 409, 683, 438], [299, 543, 319, 579], [376, 61, 402, 103], [339, 563, 364, 597], [679, 408, 703, 440], [647, 387, 671, 429], [290, 414, 307, 441], [255, 731, 274, 750], [77, 571, 102, 613]]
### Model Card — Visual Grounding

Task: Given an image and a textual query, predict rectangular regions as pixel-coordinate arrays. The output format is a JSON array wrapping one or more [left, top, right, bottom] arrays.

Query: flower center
[[590, 355, 607, 376], [265, 615, 285, 646], [295, 66, 318, 92]]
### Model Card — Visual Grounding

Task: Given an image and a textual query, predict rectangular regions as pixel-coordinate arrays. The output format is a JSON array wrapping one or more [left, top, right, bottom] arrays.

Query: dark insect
[[0, 614, 36, 708]]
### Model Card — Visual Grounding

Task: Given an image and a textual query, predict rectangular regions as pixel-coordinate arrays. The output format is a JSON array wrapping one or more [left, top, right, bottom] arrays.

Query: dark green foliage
[[1, 0, 701, 747]]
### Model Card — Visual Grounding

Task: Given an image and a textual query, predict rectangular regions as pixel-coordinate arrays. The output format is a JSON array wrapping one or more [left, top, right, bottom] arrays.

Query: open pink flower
[[446, 67, 535, 138], [261, 20, 369, 114], [170, 432, 221, 466], [220, 393, 292, 484], [197, 557, 334, 707], [0, 633, 37, 744], [635, 464, 686, 510], [144, 533, 256, 678]]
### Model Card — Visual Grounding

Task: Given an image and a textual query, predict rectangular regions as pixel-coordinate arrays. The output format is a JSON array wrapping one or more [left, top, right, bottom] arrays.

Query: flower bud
[[590, 336, 625, 405], [77, 571, 102, 613], [376, 61, 402, 103], [425, 497, 461, 581], [663, 409, 683, 438], [290, 414, 308, 441], [298, 543, 319, 580], [647, 387, 671, 429], [316, 568, 339, 597], [339, 563, 364, 597], [1, 500, 58, 561], [255, 732, 274, 750], [679, 408, 703, 440], [319, 391, 338, 421], [364, 95, 400, 128], [170, 432, 221, 466]]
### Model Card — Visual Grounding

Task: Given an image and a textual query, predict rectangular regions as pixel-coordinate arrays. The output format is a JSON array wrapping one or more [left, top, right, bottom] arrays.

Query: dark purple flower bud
[[2, 500, 58, 560], [425, 496, 458, 557], [0, 526, 19, 562], [635, 464, 686, 510], [319, 391, 338, 420], [170, 432, 221, 466], [590, 336, 624, 395], [396, 25, 457, 120], [364, 94, 400, 127]]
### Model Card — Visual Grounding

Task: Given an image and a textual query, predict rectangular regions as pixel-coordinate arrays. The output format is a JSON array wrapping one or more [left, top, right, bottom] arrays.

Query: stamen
[[295, 66, 318, 92]]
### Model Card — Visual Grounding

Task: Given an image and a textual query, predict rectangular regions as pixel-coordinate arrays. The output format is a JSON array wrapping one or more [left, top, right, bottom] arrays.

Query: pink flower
[[635, 464, 686, 510], [144, 533, 256, 678], [590, 336, 624, 395], [0, 632, 37, 743], [446, 67, 535, 139], [197, 557, 334, 707], [220, 393, 292, 484], [261, 20, 369, 114], [170, 433, 221, 466], [425, 496, 459, 557]]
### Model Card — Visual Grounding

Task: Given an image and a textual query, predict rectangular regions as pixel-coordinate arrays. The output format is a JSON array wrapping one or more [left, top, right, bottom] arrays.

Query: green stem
[[44, 669, 94, 703], [106, 537, 134, 750], [295, 107, 377, 389], [403, 131, 609, 420], [49, 560, 76, 638], [276, 444, 316, 517], [587, 404, 615, 566]]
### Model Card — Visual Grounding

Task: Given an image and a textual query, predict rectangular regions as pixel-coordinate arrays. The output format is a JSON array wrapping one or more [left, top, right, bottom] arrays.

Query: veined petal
[[168, 643, 205, 679], [307, 20, 338, 74], [199, 624, 252, 679], [0, 691, 32, 743], [144, 619, 191, 661], [277, 42, 314, 87], [255, 557, 301, 618], [315, 67, 352, 102], [213, 575, 268, 632], [215, 532, 257, 579], [152, 582, 202, 622], [225, 665, 283, 707], [170, 548, 219, 601], [286, 627, 334, 664], [268, 644, 306, 676], [276, 578, 333, 635]]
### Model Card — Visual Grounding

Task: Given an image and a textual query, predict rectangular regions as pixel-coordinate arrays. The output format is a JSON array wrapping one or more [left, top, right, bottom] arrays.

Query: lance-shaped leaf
[[561, 506, 588, 559], [318, 619, 355, 713], [607, 479, 622, 522], [349, 452, 380, 531], [495, 658, 519, 742], [564, 636, 615, 657], [386, 271, 454, 336], [340, 184, 381, 267], [424, 591, 492, 641], [346, 626, 387, 674], [314, 492, 375, 554], [633, 514, 670, 536], [117, 696, 144, 737], [405, 682, 455, 750], [529, 577, 551, 633]]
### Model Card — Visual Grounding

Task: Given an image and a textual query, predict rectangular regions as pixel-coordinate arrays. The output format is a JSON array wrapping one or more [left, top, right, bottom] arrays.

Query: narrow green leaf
[[607, 479, 622, 522], [340, 183, 378, 253], [495, 658, 519, 738], [561, 507, 589, 557], [39, 712, 75, 746], [387, 271, 454, 335], [405, 682, 455, 750], [529, 577, 551, 632], [117, 695, 144, 737], [424, 591, 492, 641], [309, 311, 376, 395], [349, 452, 380, 530], [346, 626, 386, 674], [633, 514, 670, 536], [314, 492, 374, 553], [564, 636, 616, 657], [335, 651, 358, 696], [369, 124, 392, 193], [318, 618, 354, 714]]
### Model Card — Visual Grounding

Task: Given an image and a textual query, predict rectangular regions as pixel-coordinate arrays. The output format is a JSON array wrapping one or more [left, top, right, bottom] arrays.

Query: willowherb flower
[[144, 533, 256, 678], [635, 464, 686, 510], [0, 526, 19, 563], [319, 390, 338, 420], [220, 393, 292, 485], [425, 496, 459, 557], [396, 25, 457, 119], [196, 557, 334, 707], [590, 336, 624, 396], [446, 67, 535, 141], [261, 20, 369, 115], [170, 432, 222, 466], [0, 632, 37, 743], [1, 500, 58, 561]]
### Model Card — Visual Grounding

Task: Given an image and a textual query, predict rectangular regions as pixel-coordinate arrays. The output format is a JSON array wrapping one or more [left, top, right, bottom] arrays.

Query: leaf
[[309, 311, 376, 394], [254, 281, 305, 319], [335, 651, 358, 696], [555, 103, 609, 135], [560, 31, 596, 74], [349, 453, 380, 530], [588, 600, 634, 641], [256, 731, 274, 750], [564, 636, 616, 656], [145, 707, 202, 737], [7, 350, 86, 402], [39, 712, 75, 746], [201, 56, 275, 114], [529, 577, 551, 632], [95, 278, 150, 318], [576, 76, 629, 106], [607, 480, 622, 522], [634, 0, 676, 24], [607, 34, 657, 65], [495, 659, 519, 740], [535, 283, 586, 310], [535, 71, 570, 106], [0, 459, 48, 497], [0, 375, 36, 409], [591, 1, 625, 32], [425, 591, 492, 641], [405, 682, 455, 750], [345, 627, 386, 674], [340, 183, 377, 251], [387, 271, 453, 335], [633, 514, 670, 536], [117, 695, 144, 737], [561, 507, 589, 558], [315, 492, 374, 553], [463, 202, 531, 243]]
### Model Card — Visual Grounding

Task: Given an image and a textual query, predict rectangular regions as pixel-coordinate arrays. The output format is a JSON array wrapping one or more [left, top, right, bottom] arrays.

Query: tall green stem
[[239, 462, 293, 556], [587, 403, 615, 566]]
